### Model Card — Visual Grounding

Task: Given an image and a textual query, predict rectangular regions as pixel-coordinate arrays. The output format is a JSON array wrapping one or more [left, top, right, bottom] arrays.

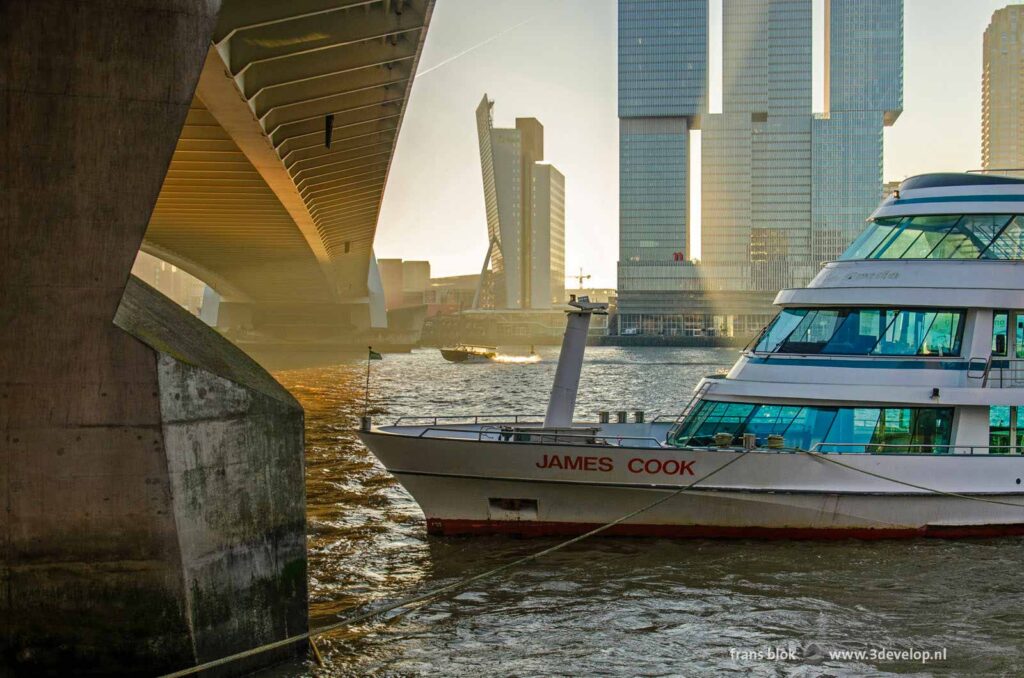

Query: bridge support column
[[1, 1, 307, 674]]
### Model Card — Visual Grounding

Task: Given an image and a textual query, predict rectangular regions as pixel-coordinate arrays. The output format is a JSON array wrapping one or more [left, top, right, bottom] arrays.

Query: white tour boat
[[361, 173, 1024, 539]]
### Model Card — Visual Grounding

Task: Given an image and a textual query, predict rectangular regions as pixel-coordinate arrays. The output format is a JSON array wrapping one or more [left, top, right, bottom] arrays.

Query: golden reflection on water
[[270, 348, 1024, 676]]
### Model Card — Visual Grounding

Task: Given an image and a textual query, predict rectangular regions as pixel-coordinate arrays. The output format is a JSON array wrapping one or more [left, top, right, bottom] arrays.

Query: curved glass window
[[669, 400, 954, 453], [840, 214, 1019, 260], [754, 308, 964, 356]]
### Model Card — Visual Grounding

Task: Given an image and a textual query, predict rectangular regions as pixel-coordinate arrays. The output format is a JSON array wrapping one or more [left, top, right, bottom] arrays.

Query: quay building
[[617, 0, 903, 337]]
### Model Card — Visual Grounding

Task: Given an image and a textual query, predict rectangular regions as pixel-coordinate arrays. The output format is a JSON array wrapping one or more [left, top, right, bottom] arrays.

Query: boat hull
[[359, 427, 1024, 539], [440, 349, 494, 363]]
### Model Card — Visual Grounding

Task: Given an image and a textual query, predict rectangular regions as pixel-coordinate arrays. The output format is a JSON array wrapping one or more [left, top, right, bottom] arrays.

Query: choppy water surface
[[272, 347, 1024, 676]]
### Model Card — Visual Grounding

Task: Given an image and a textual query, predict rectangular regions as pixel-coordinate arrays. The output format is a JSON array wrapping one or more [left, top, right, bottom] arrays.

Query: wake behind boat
[[362, 173, 1024, 539]]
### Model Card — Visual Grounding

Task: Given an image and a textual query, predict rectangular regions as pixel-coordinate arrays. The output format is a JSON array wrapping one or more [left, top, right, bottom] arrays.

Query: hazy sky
[[375, 0, 1015, 288]]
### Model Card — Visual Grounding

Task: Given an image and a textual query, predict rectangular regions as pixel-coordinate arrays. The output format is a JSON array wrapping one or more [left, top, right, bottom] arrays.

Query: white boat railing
[[379, 422, 1024, 455], [808, 442, 1023, 455], [660, 441, 1024, 456], [392, 414, 546, 426], [982, 357, 1024, 388], [412, 426, 667, 448]]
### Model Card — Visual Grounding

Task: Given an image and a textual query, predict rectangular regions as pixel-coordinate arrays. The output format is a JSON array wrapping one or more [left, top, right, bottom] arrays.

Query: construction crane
[[572, 267, 591, 290]]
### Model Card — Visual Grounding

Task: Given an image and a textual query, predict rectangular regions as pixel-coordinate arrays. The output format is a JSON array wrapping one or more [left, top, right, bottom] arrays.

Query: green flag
[[368, 348, 383, 360]]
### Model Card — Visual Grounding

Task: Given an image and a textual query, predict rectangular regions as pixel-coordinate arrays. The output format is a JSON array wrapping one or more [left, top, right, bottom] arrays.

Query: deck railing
[[381, 425, 1024, 455], [981, 357, 1024, 388], [808, 442, 1023, 455], [392, 414, 546, 426], [412, 426, 667, 447]]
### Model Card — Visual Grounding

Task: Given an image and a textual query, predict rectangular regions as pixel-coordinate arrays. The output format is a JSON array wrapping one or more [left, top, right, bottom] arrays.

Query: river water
[[270, 347, 1024, 676]]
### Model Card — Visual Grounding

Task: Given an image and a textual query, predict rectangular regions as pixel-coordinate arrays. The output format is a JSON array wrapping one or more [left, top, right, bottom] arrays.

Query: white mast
[[544, 296, 608, 428]]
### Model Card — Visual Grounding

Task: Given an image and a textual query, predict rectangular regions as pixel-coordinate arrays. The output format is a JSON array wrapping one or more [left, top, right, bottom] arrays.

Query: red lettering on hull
[[627, 458, 695, 476], [536, 454, 614, 472]]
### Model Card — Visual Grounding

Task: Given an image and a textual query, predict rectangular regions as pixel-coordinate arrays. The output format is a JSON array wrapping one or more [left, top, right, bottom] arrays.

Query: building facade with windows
[[617, 0, 708, 333], [476, 95, 565, 309], [616, 0, 903, 337], [983, 4, 1024, 175]]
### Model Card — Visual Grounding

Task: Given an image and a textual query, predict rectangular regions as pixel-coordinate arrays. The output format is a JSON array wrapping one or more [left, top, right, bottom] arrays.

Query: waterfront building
[[983, 4, 1024, 175], [616, 0, 903, 336], [475, 95, 566, 309], [617, 0, 707, 331], [379, 258, 432, 310]]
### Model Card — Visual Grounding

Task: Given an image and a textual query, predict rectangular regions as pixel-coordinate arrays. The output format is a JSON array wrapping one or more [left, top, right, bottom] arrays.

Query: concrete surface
[[1, 2, 307, 673]]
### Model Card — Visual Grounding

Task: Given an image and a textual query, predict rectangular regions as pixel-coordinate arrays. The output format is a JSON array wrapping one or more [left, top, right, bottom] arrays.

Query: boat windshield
[[840, 214, 1023, 260], [752, 307, 964, 356], [668, 400, 954, 453]]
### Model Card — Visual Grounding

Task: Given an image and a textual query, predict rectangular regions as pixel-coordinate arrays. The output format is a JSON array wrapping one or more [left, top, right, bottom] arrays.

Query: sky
[[374, 0, 1015, 288]]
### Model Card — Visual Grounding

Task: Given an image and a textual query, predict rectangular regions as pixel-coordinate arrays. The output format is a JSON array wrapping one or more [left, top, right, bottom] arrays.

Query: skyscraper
[[476, 95, 565, 309], [616, 0, 903, 335], [814, 0, 902, 262], [617, 0, 708, 333], [983, 4, 1024, 174]]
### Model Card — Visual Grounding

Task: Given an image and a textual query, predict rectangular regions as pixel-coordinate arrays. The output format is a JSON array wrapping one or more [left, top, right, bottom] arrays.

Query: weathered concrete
[[117, 278, 308, 672], [1, 1, 307, 674]]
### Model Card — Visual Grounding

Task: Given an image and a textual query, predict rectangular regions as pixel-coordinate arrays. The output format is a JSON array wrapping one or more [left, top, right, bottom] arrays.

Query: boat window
[[993, 311, 1009, 356], [984, 217, 1024, 259], [872, 216, 960, 259], [669, 401, 954, 453], [820, 407, 881, 452], [782, 407, 838, 451], [840, 218, 901, 260], [872, 310, 962, 356], [990, 406, 1014, 454], [744, 405, 804, 440], [920, 312, 962, 356], [751, 308, 964, 356], [754, 309, 807, 352], [931, 214, 1012, 259], [778, 310, 846, 353], [989, 406, 1024, 454], [820, 309, 894, 354], [678, 401, 755, 446], [840, 214, 1022, 260], [1016, 315, 1024, 361]]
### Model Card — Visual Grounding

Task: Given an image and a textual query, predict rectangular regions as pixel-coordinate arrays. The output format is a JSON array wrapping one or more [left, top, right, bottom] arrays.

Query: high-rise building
[[616, 0, 903, 336], [813, 0, 902, 263], [617, 0, 707, 330], [476, 95, 565, 309], [983, 5, 1024, 175]]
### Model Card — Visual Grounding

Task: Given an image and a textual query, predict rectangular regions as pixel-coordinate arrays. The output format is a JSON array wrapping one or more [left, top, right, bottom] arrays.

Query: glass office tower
[[617, 0, 708, 334], [813, 0, 903, 263], [617, 0, 903, 335]]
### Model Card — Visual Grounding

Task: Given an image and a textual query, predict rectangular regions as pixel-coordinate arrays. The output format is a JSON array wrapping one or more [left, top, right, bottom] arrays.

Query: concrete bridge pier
[[2, 1, 308, 674]]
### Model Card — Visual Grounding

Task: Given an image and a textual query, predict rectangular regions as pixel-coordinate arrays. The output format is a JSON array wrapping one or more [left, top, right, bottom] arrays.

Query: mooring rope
[[798, 448, 1024, 508], [158, 449, 756, 677], [160, 446, 1024, 677]]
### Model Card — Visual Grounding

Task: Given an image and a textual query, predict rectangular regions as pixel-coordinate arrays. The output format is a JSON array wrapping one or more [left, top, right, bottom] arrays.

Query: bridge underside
[[2, 0, 436, 672], [143, 0, 434, 361]]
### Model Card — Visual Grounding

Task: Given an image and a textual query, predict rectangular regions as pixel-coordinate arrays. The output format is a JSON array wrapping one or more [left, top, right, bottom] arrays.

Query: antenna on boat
[[362, 346, 382, 428], [544, 296, 608, 429]]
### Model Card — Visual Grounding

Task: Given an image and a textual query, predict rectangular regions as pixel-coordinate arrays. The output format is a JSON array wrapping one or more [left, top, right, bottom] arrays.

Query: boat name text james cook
[[535, 453, 696, 476]]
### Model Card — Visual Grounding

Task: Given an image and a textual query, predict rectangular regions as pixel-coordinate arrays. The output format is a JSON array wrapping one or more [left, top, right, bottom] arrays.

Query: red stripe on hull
[[426, 518, 1024, 540]]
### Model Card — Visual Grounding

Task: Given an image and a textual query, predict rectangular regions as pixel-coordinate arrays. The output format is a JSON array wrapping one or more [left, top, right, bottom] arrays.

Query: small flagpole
[[363, 346, 373, 419]]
